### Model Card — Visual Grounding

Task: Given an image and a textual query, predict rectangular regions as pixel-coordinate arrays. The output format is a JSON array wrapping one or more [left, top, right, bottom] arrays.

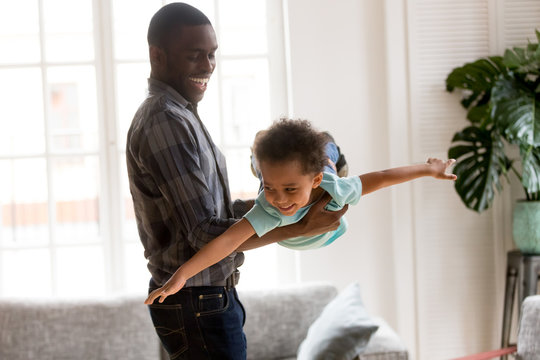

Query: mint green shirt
[[243, 172, 362, 250]]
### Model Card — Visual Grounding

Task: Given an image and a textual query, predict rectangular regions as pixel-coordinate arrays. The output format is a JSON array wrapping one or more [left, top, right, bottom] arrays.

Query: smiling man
[[125, 3, 347, 359]]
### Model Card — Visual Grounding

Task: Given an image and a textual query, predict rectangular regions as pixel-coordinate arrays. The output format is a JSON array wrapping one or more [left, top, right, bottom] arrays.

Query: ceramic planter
[[513, 200, 540, 254]]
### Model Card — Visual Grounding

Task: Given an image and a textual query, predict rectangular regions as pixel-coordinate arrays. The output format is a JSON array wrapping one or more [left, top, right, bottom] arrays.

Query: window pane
[[0, 0, 40, 64], [197, 67, 222, 143], [47, 66, 99, 153], [55, 246, 105, 296], [42, 0, 94, 62], [0, 159, 49, 248], [218, 0, 267, 56], [124, 242, 150, 293], [116, 63, 150, 149], [0, 68, 45, 156], [1, 249, 52, 297], [225, 148, 259, 200], [221, 59, 271, 147], [112, 0, 162, 61], [52, 156, 100, 245]]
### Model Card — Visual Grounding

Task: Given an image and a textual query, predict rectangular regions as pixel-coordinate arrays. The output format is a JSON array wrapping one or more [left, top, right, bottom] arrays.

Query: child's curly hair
[[253, 118, 328, 175]]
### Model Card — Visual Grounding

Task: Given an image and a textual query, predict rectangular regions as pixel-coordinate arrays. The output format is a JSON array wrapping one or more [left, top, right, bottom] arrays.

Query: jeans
[[323, 142, 340, 174], [147, 279, 247, 360]]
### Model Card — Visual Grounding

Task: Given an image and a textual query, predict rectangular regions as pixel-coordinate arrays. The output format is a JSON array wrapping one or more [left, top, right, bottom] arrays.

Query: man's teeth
[[190, 77, 209, 84]]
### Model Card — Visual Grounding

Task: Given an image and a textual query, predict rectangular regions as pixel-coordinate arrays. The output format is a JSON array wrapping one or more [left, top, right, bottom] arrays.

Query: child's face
[[259, 159, 323, 216]]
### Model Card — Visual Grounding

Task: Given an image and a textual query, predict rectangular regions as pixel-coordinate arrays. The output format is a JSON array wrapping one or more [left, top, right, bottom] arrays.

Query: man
[[126, 3, 347, 359]]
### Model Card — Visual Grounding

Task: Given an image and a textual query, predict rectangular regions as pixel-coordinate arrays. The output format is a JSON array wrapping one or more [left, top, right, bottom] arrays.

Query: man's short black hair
[[147, 2, 211, 48]]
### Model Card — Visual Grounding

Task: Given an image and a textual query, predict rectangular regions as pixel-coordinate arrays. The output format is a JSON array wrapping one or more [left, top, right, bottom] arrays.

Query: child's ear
[[312, 172, 323, 188]]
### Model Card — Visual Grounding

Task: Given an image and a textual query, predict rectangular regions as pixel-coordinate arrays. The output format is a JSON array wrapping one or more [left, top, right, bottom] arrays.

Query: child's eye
[[264, 186, 274, 192], [285, 188, 296, 192]]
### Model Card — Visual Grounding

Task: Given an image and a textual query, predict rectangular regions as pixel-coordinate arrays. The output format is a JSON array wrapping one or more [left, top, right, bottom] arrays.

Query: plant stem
[[510, 165, 532, 200]]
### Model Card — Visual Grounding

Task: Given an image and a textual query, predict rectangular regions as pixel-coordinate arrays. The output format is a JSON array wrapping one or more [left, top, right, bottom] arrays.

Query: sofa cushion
[[0, 295, 161, 360], [360, 317, 408, 360], [297, 283, 379, 360], [240, 282, 338, 360]]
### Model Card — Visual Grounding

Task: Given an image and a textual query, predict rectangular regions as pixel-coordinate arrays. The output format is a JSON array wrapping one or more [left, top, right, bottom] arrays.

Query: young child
[[145, 119, 456, 304]]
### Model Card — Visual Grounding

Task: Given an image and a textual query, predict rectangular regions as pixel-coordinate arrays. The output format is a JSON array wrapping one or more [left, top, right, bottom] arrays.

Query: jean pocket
[[148, 304, 188, 358], [197, 289, 229, 317]]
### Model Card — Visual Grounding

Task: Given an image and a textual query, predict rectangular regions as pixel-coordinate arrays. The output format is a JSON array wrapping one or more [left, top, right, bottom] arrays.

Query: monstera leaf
[[448, 126, 511, 212], [503, 30, 540, 76], [492, 78, 540, 147], [446, 56, 507, 116]]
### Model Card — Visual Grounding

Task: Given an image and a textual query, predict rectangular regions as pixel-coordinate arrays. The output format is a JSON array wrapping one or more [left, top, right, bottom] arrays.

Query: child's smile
[[259, 159, 323, 216]]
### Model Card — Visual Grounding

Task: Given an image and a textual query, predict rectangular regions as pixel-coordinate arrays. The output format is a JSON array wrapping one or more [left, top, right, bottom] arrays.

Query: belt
[[153, 270, 240, 290], [221, 269, 240, 289]]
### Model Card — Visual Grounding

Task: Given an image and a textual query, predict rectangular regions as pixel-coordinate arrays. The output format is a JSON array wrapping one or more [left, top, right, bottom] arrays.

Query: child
[[145, 119, 456, 304]]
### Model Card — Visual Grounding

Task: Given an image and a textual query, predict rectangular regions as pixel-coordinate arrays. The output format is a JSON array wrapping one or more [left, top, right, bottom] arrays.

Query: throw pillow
[[297, 282, 379, 360]]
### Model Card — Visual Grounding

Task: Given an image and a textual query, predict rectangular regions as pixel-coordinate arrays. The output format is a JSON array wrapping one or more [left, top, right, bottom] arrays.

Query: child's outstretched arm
[[145, 218, 256, 304], [360, 158, 456, 195]]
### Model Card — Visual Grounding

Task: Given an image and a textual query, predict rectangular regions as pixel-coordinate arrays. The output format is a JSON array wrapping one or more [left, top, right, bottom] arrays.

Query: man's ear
[[312, 172, 323, 188], [149, 45, 165, 68]]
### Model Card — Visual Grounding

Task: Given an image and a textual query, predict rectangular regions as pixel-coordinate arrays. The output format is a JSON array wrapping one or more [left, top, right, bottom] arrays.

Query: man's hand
[[295, 192, 348, 237], [235, 192, 347, 252]]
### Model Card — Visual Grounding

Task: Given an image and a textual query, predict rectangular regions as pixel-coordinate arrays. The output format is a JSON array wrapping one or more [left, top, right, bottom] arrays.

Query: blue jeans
[[323, 142, 340, 174], [147, 279, 247, 360]]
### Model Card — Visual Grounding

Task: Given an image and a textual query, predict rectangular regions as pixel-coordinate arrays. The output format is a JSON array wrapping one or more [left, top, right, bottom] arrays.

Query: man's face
[[159, 24, 218, 104]]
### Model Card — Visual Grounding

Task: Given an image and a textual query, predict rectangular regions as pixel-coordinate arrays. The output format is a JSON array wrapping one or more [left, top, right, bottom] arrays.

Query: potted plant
[[445, 30, 540, 254]]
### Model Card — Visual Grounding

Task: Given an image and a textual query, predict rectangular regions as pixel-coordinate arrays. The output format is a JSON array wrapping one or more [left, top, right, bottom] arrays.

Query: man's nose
[[200, 56, 215, 72]]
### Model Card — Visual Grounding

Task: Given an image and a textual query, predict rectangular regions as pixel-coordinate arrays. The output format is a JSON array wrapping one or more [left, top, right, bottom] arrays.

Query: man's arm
[[236, 193, 348, 251]]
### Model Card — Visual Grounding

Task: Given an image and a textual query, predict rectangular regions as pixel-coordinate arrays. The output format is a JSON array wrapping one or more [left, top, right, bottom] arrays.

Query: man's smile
[[189, 76, 210, 90]]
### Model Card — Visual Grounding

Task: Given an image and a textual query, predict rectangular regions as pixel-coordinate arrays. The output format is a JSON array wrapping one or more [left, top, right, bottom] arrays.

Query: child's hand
[[427, 158, 457, 181], [144, 274, 187, 305]]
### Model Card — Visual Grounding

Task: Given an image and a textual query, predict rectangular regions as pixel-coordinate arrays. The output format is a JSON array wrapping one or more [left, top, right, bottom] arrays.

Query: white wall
[[283, 0, 402, 332], [282, 0, 540, 359]]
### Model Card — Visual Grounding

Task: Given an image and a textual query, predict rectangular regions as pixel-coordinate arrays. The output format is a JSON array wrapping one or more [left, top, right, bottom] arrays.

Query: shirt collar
[[147, 78, 191, 109]]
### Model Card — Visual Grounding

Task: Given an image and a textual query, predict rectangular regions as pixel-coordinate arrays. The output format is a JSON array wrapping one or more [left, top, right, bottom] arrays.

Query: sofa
[[0, 282, 408, 359]]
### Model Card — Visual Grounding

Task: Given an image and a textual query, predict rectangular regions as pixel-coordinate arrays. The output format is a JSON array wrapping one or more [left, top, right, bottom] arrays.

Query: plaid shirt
[[126, 78, 245, 287]]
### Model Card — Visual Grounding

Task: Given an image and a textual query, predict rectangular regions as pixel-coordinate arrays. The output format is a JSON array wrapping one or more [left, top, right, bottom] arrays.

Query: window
[[0, 0, 286, 297]]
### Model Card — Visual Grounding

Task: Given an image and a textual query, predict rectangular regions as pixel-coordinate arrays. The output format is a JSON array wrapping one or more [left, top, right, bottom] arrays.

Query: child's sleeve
[[321, 172, 363, 208], [243, 192, 283, 237]]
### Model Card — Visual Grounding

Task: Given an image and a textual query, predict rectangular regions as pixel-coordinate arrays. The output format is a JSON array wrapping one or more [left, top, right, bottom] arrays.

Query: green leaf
[[448, 126, 510, 212], [492, 78, 540, 146], [467, 104, 490, 125], [503, 39, 540, 75], [446, 57, 506, 111]]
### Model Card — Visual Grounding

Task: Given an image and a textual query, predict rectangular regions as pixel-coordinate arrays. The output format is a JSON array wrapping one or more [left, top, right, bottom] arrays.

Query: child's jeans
[[147, 279, 247, 360], [323, 142, 340, 174]]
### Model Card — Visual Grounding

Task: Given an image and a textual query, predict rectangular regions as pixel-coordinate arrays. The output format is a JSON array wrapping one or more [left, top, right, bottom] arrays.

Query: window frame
[[0, 0, 289, 296]]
